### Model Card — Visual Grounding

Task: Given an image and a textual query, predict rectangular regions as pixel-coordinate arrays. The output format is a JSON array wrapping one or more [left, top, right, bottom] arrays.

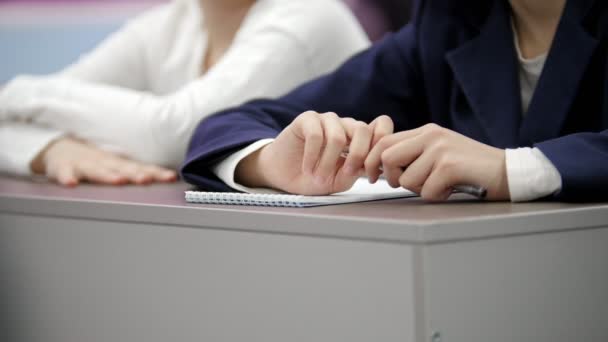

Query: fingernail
[[63, 178, 78, 187], [112, 175, 126, 184]]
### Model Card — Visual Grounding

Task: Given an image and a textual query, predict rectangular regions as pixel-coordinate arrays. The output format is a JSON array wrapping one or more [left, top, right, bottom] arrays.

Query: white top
[[513, 27, 548, 116], [211, 22, 564, 202], [505, 23, 562, 202], [0, 0, 369, 175]]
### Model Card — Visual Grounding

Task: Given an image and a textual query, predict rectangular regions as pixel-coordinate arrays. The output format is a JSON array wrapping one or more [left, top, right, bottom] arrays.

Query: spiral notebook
[[185, 178, 417, 208]]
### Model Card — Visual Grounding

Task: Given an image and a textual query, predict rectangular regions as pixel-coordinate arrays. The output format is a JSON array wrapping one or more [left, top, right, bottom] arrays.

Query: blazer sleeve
[[536, 130, 608, 201], [181, 25, 429, 191], [0, 123, 64, 176]]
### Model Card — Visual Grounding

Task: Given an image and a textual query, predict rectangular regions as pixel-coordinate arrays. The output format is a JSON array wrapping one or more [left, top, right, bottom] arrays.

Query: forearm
[[1, 28, 328, 169], [0, 123, 64, 176], [535, 131, 608, 201], [3, 74, 212, 169], [180, 93, 313, 191], [1, 77, 173, 164]]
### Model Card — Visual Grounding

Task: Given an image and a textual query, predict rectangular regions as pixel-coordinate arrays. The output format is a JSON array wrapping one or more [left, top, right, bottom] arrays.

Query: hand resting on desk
[[236, 111, 394, 196], [30, 137, 177, 187], [235, 112, 509, 201]]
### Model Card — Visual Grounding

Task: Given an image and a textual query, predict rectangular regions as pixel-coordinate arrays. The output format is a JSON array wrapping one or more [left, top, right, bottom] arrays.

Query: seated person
[[181, 0, 608, 202], [0, 0, 369, 186]]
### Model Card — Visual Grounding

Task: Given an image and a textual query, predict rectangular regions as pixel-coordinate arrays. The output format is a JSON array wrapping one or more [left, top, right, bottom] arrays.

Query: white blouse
[[0, 0, 369, 175], [505, 24, 561, 202]]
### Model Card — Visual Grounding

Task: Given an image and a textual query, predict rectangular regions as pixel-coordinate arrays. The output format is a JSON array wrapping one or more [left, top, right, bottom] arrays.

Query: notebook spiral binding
[[185, 192, 307, 208]]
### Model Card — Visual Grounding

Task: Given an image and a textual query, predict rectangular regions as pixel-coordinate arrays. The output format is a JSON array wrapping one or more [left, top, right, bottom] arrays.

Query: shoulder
[[238, 0, 369, 50], [413, 0, 492, 26], [119, 0, 196, 39], [245, 0, 359, 25], [583, 0, 608, 39], [390, 0, 494, 61], [409, 0, 493, 41]]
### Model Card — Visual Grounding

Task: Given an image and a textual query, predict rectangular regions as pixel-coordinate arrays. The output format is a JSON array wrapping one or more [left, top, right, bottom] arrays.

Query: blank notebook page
[[185, 178, 416, 208]]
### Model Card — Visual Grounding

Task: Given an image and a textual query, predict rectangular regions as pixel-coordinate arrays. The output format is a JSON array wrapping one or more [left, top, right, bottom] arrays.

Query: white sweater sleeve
[[0, 4, 169, 175], [0, 3, 368, 170], [0, 34, 313, 169], [0, 123, 64, 175]]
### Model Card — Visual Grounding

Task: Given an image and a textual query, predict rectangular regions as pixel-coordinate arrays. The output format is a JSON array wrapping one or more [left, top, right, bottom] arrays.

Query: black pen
[[340, 151, 488, 199], [452, 185, 487, 199]]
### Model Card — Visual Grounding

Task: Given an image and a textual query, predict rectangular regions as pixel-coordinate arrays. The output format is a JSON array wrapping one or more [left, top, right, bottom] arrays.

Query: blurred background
[[0, 0, 411, 83]]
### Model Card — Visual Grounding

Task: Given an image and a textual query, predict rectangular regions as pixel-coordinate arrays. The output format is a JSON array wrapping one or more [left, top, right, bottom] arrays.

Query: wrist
[[491, 149, 510, 201], [30, 137, 64, 175], [30, 151, 47, 175], [30, 137, 77, 175], [235, 144, 273, 188]]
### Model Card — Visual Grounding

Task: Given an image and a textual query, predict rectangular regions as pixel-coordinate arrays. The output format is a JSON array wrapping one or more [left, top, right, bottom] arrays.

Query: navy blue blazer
[[182, 0, 608, 201]]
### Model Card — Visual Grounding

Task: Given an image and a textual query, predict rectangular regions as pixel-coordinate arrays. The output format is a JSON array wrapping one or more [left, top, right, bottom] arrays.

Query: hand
[[365, 124, 509, 201], [31, 137, 177, 187], [236, 112, 394, 195]]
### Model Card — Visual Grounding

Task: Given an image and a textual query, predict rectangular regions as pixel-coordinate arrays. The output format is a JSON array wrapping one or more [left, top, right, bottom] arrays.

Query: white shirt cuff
[[0, 123, 65, 176], [505, 147, 563, 202], [211, 139, 281, 194]]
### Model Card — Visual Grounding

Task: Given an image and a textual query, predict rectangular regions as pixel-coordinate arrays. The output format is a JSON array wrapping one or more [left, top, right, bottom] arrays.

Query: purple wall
[[344, 0, 411, 40]]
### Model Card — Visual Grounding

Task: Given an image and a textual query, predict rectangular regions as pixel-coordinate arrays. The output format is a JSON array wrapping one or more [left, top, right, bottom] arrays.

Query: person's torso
[[137, 0, 370, 96], [412, 0, 608, 148]]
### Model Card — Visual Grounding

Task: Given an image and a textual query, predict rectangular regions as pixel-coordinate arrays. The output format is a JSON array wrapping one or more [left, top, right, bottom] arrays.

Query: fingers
[[103, 158, 178, 184], [145, 165, 178, 183], [288, 111, 421, 194], [420, 163, 457, 202], [104, 160, 152, 184], [397, 151, 435, 194], [40, 136, 177, 187], [52, 164, 80, 187], [364, 124, 441, 183], [367, 116, 394, 183], [55, 161, 176, 187], [381, 135, 426, 187], [341, 119, 372, 176], [364, 132, 408, 183], [316, 113, 348, 183], [297, 111, 324, 175], [292, 112, 397, 186], [369, 115, 394, 146], [77, 162, 128, 185]]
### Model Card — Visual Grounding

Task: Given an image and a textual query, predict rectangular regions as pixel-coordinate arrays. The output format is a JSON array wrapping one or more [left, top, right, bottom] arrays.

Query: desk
[[1, 176, 607, 342]]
